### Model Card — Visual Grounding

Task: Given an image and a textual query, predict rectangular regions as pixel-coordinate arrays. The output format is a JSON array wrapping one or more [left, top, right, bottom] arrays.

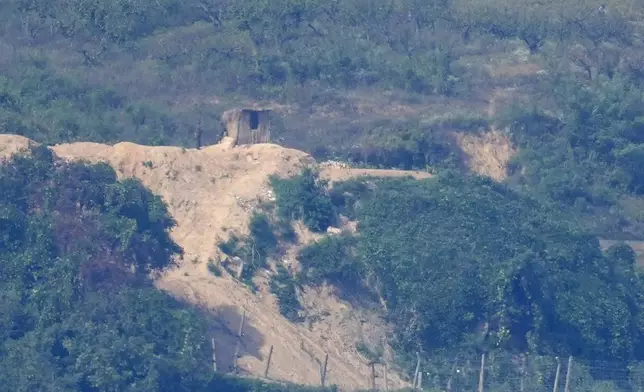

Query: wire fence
[[407, 352, 644, 392], [206, 304, 644, 391]]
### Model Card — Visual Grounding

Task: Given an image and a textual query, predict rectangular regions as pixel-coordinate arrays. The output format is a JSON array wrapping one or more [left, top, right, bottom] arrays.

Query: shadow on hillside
[[205, 304, 266, 374], [329, 282, 384, 312]]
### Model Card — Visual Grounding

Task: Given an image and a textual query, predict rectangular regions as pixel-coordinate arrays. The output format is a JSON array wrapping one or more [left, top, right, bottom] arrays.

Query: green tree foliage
[[503, 74, 644, 237], [1, 0, 643, 208], [298, 234, 360, 288], [0, 0, 486, 148], [299, 174, 644, 363], [0, 146, 211, 391], [0, 63, 200, 146], [311, 117, 480, 172], [270, 168, 336, 232]]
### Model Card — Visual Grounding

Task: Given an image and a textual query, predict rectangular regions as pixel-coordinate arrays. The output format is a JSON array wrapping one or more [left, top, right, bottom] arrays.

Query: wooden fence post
[[413, 352, 421, 389], [264, 345, 274, 378], [371, 362, 376, 391], [520, 354, 526, 392], [320, 353, 329, 386], [564, 356, 573, 392], [384, 362, 389, 391], [447, 359, 458, 392], [553, 357, 561, 392], [233, 309, 246, 373], [211, 338, 217, 372], [478, 352, 486, 392]]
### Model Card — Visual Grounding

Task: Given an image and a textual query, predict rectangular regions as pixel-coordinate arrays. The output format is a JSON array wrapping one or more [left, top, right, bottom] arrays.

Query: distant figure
[[598, 4, 607, 14], [195, 119, 203, 150]]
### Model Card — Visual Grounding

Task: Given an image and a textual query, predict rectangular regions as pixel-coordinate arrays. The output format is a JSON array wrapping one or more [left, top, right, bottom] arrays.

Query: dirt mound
[[52, 140, 314, 263], [453, 87, 518, 181], [453, 130, 516, 181], [0, 134, 38, 159], [0, 134, 411, 390]]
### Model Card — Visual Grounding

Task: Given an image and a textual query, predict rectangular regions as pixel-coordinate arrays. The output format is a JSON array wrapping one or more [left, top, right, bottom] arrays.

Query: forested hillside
[[1, 0, 644, 238], [2, 0, 644, 390], [266, 168, 644, 390]]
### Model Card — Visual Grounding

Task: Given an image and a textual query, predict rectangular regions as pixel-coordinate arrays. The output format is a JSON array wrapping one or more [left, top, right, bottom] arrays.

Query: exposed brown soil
[[321, 167, 433, 184], [452, 87, 518, 181]]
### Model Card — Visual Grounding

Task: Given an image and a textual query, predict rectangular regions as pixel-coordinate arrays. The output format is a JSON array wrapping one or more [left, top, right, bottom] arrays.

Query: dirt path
[[320, 166, 433, 184]]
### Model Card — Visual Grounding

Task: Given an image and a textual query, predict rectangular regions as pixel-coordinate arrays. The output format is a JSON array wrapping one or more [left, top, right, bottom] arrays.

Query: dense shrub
[[270, 168, 336, 232], [269, 265, 304, 323], [298, 234, 360, 288], [0, 147, 343, 391]]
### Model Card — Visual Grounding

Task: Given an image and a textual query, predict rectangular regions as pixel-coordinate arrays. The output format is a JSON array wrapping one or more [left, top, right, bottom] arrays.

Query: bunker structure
[[220, 108, 271, 146]]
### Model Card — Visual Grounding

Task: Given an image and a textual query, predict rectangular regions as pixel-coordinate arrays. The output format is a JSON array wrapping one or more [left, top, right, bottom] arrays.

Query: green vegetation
[[207, 259, 222, 276], [207, 375, 339, 392], [299, 235, 360, 289], [3, 0, 644, 388], [269, 265, 304, 323], [294, 174, 644, 373], [218, 212, 296, 284], [270, 168, 336, 232], [2, 0, 644, 239], [2, 0, 643, 240], [0, 146, 206, 391], [503, 74, 644, 238]]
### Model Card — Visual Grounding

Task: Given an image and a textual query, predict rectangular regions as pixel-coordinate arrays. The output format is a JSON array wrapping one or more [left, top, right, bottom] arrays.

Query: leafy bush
[[0, 147, 342, 391], [218, 212, 297, 285], [207, 260, 222, 276], [218, 234, 242, 256], [328, 180, 372, 220], [209, 374, 339, 392], [249, 212, 279, 258], [270, 168, 336, 232], [270, 168, 335, 232], [269, 265, 304, 323], [316, 118, 470, 171], [298, 234, 360, 288]]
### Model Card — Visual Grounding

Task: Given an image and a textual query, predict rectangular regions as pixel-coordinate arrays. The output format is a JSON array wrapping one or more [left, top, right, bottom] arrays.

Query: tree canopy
[[293, 172, 644, 363]]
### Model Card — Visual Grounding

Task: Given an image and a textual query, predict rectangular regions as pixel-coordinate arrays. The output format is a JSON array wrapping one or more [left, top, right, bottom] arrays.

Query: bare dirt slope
[[453, 130, 516, 181], [452, 87, 518, 181], [0, 134, 417, 390], [0, 134, 37, 159]]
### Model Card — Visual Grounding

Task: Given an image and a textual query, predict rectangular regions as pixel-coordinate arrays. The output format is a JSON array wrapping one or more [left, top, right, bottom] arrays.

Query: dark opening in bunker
[[249, 111, 259, 130]]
